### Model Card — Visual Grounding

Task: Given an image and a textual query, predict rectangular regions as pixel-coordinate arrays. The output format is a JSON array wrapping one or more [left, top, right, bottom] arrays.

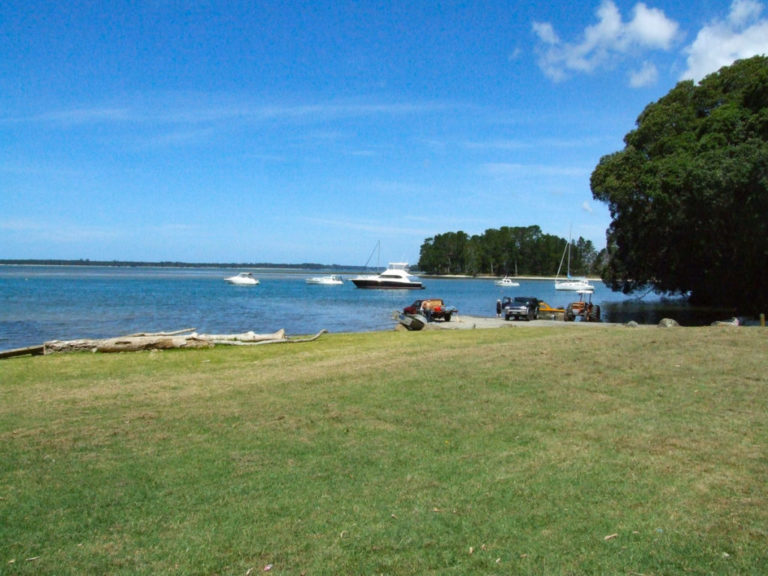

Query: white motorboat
[[225, 272, 260, 285], [495, 276, 520, 287], [306, 274, 343, 285], [351, 262, 424, 290]]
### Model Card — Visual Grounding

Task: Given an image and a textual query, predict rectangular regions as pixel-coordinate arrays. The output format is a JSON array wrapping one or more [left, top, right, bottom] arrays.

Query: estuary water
[[0, 265, 716, 351]]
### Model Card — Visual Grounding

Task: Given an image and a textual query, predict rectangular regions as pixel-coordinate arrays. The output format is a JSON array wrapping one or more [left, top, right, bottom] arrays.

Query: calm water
[[0, 265, 726, 351]]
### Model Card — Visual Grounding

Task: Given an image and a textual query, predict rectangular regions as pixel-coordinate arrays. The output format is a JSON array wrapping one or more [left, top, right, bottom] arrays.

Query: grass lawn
[[1, 325, 767, 575]]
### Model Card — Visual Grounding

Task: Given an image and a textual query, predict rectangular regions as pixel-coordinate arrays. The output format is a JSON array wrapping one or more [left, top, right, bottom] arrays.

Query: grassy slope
[[1, 326, 767, 575]]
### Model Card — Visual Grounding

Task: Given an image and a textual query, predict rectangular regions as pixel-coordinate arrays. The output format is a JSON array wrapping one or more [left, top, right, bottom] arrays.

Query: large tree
[[591, 56, 768, 314]]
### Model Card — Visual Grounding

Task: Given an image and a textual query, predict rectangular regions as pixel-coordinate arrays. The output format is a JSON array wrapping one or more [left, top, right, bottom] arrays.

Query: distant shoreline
[[0, 259, 369, 272], [0, 260, 600, 281]]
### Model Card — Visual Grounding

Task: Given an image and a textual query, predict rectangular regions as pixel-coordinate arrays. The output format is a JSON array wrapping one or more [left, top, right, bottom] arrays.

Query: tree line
[[417, 225, 602, 277]]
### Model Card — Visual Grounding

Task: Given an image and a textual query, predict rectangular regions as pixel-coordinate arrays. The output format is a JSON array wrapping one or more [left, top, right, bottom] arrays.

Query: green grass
[[1, 326, 767, 575]]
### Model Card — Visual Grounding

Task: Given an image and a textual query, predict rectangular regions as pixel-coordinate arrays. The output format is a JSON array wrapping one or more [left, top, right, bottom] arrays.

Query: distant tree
[[591, 56, 768, 313]]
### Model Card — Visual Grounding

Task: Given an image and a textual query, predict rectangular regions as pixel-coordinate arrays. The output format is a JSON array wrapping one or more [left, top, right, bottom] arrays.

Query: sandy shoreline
[[418, 314, 751, 330], [416, 314, 621, 330]]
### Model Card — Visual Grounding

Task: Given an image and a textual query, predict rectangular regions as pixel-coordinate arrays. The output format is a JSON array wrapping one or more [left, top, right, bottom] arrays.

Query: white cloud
[[682, 0, 768, 81], [626, 3, 679, 49], [533, 0, 679, 85], [582, 201, 594, 213], [532, 22, 559, 45], [629, 61, 659, 87]]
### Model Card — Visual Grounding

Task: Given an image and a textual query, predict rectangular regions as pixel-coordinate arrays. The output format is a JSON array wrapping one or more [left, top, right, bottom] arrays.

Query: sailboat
[[554, 233, 594, 293]]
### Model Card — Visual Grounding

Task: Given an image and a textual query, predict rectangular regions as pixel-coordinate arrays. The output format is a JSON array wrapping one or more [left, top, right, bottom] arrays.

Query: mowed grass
[[1, 326, 767, 575]]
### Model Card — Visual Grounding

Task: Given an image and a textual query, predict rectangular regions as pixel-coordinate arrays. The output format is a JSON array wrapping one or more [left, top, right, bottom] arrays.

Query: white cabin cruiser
[[306, 275, 343, 285], [225, 272, 260, 286], [351, 262, 424, 290], [495, 276, 520, 287]]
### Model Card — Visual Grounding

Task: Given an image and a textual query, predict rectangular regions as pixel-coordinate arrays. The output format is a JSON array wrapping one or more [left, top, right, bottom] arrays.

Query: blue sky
[[3, 0, 768, 265]]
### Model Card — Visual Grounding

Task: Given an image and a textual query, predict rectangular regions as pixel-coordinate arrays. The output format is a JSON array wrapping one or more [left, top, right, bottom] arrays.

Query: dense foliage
[[417, 225, 600, 276], [591, 56, 768, 313]]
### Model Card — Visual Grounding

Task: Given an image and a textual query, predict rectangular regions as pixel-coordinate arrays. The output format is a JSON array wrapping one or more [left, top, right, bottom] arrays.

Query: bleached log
[[95, 335, 213, 353], [125, 328, 197, 337], [35, 328, 328, 355], [43, 335, 214, 354], [193, 329, 286, 342], [44, 339, 101, 353], [40, 328, 306, 355]]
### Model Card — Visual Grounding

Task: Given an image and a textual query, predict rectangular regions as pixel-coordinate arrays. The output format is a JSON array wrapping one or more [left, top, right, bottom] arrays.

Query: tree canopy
[[591, 56, 768, 314], [417, 226, 600, 277]]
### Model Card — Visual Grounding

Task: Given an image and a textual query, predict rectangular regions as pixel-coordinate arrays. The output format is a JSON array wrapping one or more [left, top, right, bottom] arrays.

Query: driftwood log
[[39, 328, 328, 355], [1, 329, 328, 358]]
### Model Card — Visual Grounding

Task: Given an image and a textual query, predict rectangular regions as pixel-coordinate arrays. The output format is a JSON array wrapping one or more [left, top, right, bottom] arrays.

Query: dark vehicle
[[403, 298, 457, 322], [502, 296, 540, 321]]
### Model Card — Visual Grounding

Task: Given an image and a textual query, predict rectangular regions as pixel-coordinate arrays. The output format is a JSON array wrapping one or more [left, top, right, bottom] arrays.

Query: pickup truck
[[403, 298, 457, 322], [502, 296, 540, 321]]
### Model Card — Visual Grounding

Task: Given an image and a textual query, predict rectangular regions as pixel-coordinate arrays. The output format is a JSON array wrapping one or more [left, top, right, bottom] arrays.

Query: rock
[[658, 318, 679, 328], [711, 317, 739, 326], [625, 321, 639, 328]]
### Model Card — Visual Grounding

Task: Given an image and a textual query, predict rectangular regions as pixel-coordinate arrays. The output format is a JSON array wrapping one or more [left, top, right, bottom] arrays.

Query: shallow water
[[0, 265, 731, 350]]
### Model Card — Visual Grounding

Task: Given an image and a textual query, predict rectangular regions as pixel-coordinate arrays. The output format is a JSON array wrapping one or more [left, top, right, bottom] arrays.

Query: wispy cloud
[[481, 162, 591, 178], [300, 216, 429, 238], [682, 0, 768, 81], [6, 98, 455, 129], [0, 218, 45, 232], [532, 1, 679, 85], [629, 61, 659, 87], [462, 136, 606, 151], [0, 218, 121, 244]]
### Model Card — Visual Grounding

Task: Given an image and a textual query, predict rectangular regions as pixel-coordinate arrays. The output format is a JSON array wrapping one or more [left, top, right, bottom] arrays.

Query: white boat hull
[[555, 279, 594, 292], [225, 273, 260, 285], [351, 262, 424, 290], [352, 278, 424, 289], [306, 275, 343, 285]]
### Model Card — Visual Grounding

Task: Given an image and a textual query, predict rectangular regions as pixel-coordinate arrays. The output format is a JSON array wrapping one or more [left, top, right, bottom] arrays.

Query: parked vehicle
[[502, 296, 539, 321], [565, 293, 601, 322], [403, 298, 457, 322]]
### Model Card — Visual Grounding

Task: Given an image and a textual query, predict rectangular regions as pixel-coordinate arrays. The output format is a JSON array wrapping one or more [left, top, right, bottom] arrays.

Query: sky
[[2, 0, 768, 266]]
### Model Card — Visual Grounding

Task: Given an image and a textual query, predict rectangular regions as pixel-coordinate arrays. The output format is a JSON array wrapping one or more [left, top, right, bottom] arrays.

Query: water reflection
[[601, 297, 738, 326]]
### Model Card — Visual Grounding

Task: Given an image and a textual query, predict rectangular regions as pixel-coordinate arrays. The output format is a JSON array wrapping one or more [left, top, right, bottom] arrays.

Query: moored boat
[[225, 272, 260, 285], [351, 263, 424, 290], [495, 276, 520, 287], [555, 277, 595, 292], [306, 274, 343, 285], [554, 230, 594, 292]]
